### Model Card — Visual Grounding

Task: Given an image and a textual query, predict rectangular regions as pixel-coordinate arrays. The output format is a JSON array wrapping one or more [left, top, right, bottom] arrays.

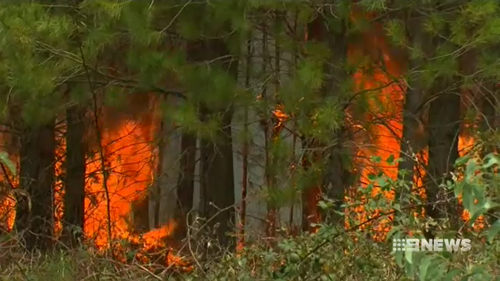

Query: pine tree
[[0, 2, 77, 251], [62, 93, 87, 247], [307, 3, 351, 227], [173, 132, 196, 240]]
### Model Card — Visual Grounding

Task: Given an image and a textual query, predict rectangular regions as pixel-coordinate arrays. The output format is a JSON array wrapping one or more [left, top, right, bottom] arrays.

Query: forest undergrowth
[[1, 153, 498, 281]]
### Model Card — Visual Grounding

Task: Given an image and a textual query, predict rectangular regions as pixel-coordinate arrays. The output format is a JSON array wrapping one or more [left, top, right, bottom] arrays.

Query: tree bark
[[173, 132, 196, 240], [397, 13, 425, 186], [15, 121, 56, 251], [196, 37, 237, 252], [62, 105, 87, 247], [425, 82, 461, 228], [301, 10, 350, 229], [424, 6, 462, 229], [300, 138, 322, 232], [199, 105, 236, 251], [147, 99, 182, 230], [157, 103, 181, 227]]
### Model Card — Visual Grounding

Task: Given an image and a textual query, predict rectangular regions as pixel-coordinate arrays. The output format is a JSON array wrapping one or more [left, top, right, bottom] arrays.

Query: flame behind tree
[[0, 2, 193, 267]]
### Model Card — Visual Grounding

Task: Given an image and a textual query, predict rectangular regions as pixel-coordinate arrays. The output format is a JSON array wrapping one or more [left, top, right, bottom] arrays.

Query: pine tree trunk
[[173, 132, 196, 240], [321, 23, 350, 226], [62, 105, 87, 247], [425, 11, 462, 229], [147, 97, 182, 230], [397, 12, 427, 214], [301, 138, 322, 232], [301, 11, 350, 229], [15, 121, 56, 251], [322, 128, 353, 225], [426, 82, 461, 228], [398, 67, 423, 179], [196, 38, 237, 252], [199, 105, 236, 251], [149, 127, 162, 229], [157, 104, 181, 227]]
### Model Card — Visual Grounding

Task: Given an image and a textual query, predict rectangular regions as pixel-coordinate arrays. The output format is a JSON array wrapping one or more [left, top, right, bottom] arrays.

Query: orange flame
[[85, 120, 157, 248], [0, 113, 189, 268], [347, 12, 484, 239]]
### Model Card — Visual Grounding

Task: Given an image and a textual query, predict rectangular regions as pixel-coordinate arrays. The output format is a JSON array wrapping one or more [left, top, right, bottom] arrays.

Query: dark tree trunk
[[395, 10, 433, 212], [62, 105, 87, 247], [130, 196, 150, 233], [149, 123, 164, 229], [398, 75, 423, 180], [187, 37, 237, 252], [322, 126, 353, 225], [425, 82, 461, 228], [173, 132, 196, 240], [424, 6, 462, 230], [300, 138, 322, 232], [199, 107, 235, 251], [15, 121, 56, 251], [321, 26, 351, 226], [300, 11, 350, 229]]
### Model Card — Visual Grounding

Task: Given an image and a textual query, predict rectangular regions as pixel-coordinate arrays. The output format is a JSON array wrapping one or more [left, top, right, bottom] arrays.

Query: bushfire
[[0, 10, 485, 269], [0, 118, 191, 270]]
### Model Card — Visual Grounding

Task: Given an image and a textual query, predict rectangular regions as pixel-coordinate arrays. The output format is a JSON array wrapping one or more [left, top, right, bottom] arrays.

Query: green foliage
[[387, 152, 499, 281], [0, 3, 76, 125]]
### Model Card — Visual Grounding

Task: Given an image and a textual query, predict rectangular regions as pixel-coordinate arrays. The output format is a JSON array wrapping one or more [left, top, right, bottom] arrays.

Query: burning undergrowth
[[88, 223, 194, 273], [79, 117, 193, 272], [0, 110, 193, 272]]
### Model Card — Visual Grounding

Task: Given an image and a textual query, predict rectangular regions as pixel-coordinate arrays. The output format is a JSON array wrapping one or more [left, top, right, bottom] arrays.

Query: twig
[[76, 35, 113, 254], [137, 264, 162, 281]]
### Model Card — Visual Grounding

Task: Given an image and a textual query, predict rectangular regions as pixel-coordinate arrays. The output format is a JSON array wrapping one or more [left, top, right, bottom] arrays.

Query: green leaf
[[385, 19, 407, 46], [486, 220, 500, 243], [0, 152, 16, 176], [359, 0, 387, 12], [461, 183, 474, 211], [395, 251, 404, 268], [318, 200, 328, 210], [442, 269, 462, 281], [468, 206, 488, 225], [386, 225, 401, 241], [454, 181, 464, 199], [418, 255, 433, 281], [371, 156, 382, 164], [386, 154, 395, 165], [454, 155, 471, 167], [483, 154, 499, 169], [297, 60, 323, 90], [393, 203, 401, 212], [465, 160, 478, 181], [405, 249, 413, 265], [367, 173, 377, 181]]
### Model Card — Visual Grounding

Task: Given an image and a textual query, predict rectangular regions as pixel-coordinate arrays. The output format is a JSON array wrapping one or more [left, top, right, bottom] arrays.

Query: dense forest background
[[0, 0, 498, 280]]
